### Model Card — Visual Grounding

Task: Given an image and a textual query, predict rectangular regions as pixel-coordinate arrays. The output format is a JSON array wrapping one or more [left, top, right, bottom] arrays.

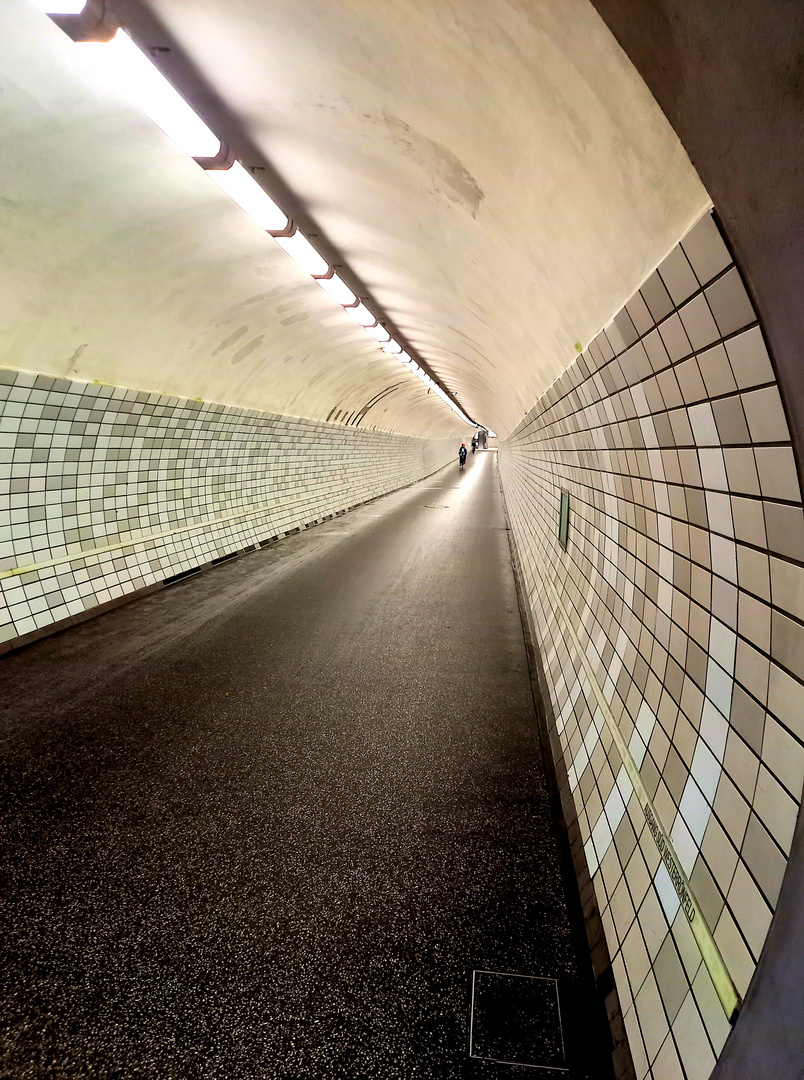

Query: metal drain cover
[[469, 970, 567, 1071]]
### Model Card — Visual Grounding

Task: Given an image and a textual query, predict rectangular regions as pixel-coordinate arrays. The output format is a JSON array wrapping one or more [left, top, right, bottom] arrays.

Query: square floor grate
[[469, 970, 567, 1071]]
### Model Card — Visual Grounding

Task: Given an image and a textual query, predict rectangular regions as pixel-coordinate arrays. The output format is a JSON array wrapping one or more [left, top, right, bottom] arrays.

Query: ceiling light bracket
[[268, 219, 297, 239], [306, 261, 332, 278], [194, 142, 235, 170], [51, 0, 117, 42]]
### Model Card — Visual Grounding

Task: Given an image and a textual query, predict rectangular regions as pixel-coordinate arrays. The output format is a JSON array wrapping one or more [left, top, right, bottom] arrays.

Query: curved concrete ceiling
[[136, 0, 709, 435], [3, 0, 708, 438], [1, 2, 466, 439]]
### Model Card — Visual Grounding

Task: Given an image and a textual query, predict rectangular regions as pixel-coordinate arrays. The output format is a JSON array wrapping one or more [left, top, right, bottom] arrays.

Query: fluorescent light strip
[[343, 302, 376, 327], [316, 274, 356, 306], [79, 30, 220, 158], [274, 230, 329, 277], [52, 15, 478, 426], [365, 323, 391, 343], [207, 161, 288, 232]]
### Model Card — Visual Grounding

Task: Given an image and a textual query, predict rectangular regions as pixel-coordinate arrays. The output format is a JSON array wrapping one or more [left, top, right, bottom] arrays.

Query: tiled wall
[[0, 371, 454, 649], [499, 212, 804, 1080]]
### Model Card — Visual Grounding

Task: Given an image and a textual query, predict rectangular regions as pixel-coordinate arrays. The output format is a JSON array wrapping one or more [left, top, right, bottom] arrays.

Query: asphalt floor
[[0, 450, 608, 1078]]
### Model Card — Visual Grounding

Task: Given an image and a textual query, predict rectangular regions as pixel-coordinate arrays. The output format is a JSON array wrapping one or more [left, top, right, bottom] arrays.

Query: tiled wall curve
[[0, 373, 454, 649], [499, 212, 804, 1080]]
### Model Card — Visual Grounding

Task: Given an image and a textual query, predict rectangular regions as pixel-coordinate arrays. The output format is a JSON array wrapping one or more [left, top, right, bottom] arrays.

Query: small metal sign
[[558, 490, 570, 549]]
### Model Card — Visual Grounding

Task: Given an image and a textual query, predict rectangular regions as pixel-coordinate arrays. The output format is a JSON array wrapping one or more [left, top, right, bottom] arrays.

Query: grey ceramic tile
[[613, 310, 639, 350], [754, 446, 801, 502], [713, 772, 751, 847], [679, 294, 721, 351], [658, 246, 700, 306], [672, 992, 717, 1080], [674, 358, 707, 404], [687, 403, 720, 447], [643, 328, 672, 373], [697, 344, 738, 398], [731, 498, 767, 547], [691, 964, 732, 1055], [737, 591, 771, 653], [724, 327, 774, 389], [652, 933, 682, 1023], [640, 270, 675, 324], [727, 861, 773, 959], [762, 710, 804, 798], [651, 1032, 685, 1079], [701, 816, 739, 899], [705, 268, 757, 337], [769, 555, 804, 623], [657, 368, 684, 410], [729, 684, 766, 755], [689, 854, 726, 931], [741, 813, 787, 907], [712, 398, 751, 445], [734, 637, 769, 706], [762, 502, 804, 560], [626, 291, 655, 336], [681, 214, 732, 286], [753, 764, 799, 854], [723, 448, 760, 495], [658, 313, 693, 363], [713, 905, 755, 998], [741, 386, 790, 443]]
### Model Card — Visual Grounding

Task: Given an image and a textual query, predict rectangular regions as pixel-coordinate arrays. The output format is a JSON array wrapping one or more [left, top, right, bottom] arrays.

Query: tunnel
[[2, 2, 803, 1077]]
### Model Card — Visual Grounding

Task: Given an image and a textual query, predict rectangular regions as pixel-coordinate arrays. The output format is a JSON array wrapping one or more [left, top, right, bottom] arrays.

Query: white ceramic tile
[[762, 715, 804, 799], [741, 386, 789, 443], [681, 213, 731, 286], [690, 739, 723, 805], [635, 971, 669, 1062], [673, 993, 717, 1080], [688, 402, 720, 446], [652, 1032, 685, 1080], [727, 861, 773, 959], [753, 765, 799, 855], [699, 449, 729, 492], [724, 327, 774, 389]]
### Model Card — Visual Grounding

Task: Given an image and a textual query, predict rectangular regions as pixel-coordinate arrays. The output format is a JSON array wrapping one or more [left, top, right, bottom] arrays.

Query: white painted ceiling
[[2, 0, 708, 438]]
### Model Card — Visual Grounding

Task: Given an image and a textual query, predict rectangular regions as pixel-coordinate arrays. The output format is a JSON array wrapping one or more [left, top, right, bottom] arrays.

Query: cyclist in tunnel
[[459, 443, 467, 469]]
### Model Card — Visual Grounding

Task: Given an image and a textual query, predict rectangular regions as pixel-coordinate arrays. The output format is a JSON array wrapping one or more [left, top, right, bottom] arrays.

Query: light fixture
[[274, 230, 329, 277], [79, 30, 220, 159], [44, 9, 478, 429], [207, 161, 288, 232], [33, 1, 86, 12], [316, 273, 356, 306], [365, 324, 391, 343], [343, 302, 376, 327]]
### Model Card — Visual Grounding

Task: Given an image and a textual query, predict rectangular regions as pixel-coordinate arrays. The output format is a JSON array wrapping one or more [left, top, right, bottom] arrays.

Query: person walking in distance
[[471, 434, 477, 454], [459, 443, 468, 470]]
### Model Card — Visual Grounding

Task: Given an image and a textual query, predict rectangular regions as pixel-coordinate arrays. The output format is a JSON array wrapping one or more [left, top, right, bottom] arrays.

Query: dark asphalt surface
[[0, 451, 604, 1079]]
